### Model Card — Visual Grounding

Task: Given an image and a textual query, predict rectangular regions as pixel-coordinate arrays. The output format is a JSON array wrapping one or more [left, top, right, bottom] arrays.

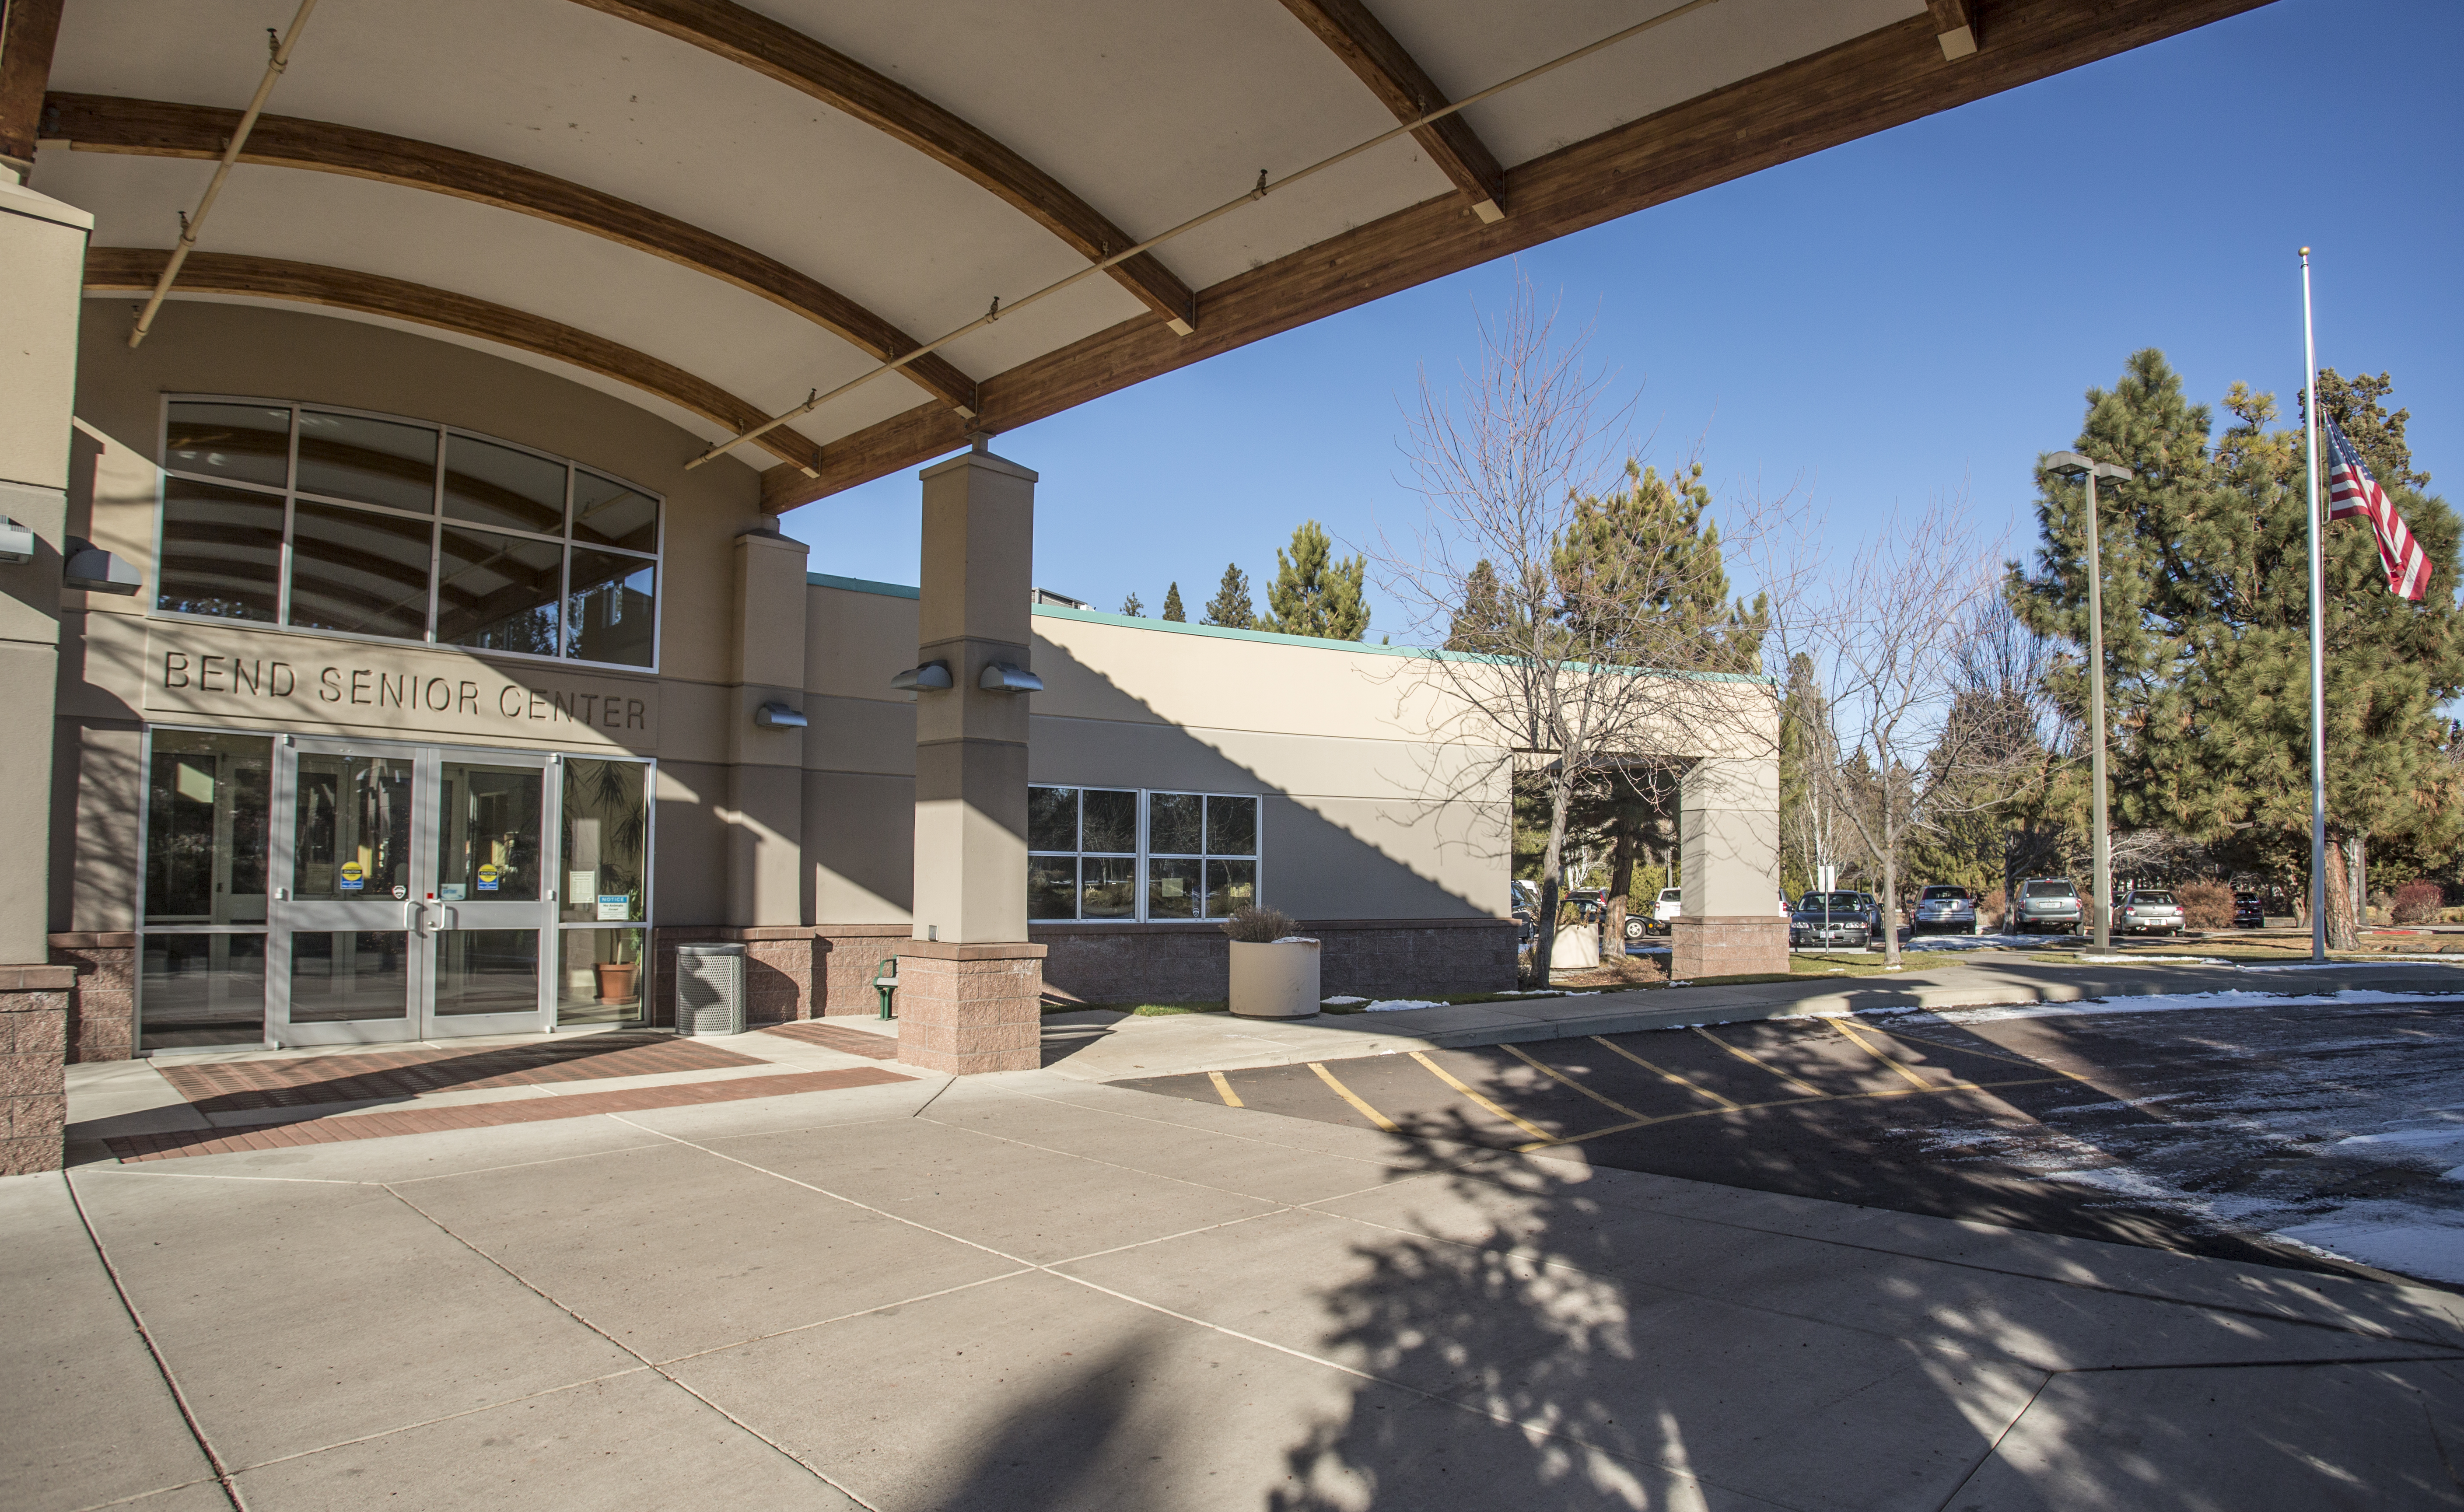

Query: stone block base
[[0, 965, 73, 1175], [651, 928, 819, 1028], [1669, 916, 1788, 980], [892, 942, 1045, 1075], [815, 925, 914, 1016], [51, 933, 136, 1062]]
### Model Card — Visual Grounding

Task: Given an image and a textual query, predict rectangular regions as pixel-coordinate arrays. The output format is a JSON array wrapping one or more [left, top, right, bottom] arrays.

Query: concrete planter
[[1228, 938, 1321, 1018], [1551, 924, 1601, 970]]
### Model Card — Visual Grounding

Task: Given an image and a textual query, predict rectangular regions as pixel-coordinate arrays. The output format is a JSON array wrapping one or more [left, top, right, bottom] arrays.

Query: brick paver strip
[[108, 1067, 913, 1162], [158, 1035, 769, 1113], [758, 1021, 901, 1060]]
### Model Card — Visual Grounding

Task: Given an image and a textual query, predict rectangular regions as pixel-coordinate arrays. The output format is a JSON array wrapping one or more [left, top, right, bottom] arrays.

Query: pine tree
[[2010, 351, 2464, 946], [1161, 582, 1186, 622], [1119, 591, 1144, 617], [1551, 458, 1766, 672], [1201, 563, 1254, 629], [1262, 520, 1370, 640]]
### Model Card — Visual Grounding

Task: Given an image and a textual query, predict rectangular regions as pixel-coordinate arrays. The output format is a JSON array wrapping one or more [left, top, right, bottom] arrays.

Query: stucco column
[[0, 181, 92, 1172], [1671, 756, 1787, 980], [900, 441, 1043, 1074]]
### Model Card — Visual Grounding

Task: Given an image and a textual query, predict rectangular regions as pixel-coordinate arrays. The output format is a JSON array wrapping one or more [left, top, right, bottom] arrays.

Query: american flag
[[2324, 413, 2432, 601]]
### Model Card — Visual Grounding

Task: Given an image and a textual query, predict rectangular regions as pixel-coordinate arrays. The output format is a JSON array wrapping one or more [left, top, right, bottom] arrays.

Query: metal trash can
[[673, 943, 746, 1036]]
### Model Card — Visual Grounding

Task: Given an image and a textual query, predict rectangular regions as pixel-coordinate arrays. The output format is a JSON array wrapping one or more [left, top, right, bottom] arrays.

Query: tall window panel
[[154, 399, 662, 670], [140, 730, 273, 1050]]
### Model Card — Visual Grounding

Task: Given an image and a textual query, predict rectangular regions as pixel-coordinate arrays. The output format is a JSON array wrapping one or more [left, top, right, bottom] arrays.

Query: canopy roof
[[10, 0, 2260, 512]]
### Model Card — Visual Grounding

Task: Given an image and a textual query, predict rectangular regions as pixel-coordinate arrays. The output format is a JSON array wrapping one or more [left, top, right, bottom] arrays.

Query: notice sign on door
[[339, 861, 366, 892], [596, 895, 630, 921], [476, 864, 502, 892]]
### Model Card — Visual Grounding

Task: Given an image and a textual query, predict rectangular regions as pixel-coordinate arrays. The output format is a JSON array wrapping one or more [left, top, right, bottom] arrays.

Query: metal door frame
[[267, 735, 556, 1046]]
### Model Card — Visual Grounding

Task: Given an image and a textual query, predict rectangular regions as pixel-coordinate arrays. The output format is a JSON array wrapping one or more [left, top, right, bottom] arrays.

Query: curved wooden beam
[[84, 248, 825, 476], [47, 92, 979, 418], [1275, 0, 1505, 223], [567, 0, 1197, 334]]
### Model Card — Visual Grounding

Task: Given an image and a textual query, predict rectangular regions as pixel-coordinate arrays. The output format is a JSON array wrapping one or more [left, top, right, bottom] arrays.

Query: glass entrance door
[[269, 739, 553, 1044]]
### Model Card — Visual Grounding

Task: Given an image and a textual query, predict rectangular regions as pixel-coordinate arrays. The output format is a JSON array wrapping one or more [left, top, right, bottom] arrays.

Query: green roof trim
[[807, 571, 919, 600], [802, 574, 1772, 685]]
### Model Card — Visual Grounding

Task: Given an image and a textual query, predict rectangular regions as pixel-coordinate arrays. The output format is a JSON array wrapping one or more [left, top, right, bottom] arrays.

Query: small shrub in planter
[[2176, 879, 2234, 931], [2394, 880, 2445, 925], [1222, 906, 1319, 1017]]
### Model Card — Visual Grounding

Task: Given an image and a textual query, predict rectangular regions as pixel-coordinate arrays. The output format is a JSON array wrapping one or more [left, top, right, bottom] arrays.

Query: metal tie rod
[[129, 0, 320, 348], [685, 0, 1723, 470]]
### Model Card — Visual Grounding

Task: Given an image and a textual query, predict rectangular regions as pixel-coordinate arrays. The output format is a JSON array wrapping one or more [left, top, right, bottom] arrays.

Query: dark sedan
[[2233, 893, 2266, 928], [1791, 891, 1877, 949]]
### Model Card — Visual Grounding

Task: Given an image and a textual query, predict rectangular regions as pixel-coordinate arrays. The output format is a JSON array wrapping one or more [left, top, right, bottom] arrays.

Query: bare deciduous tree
[[1768, 497, 2044, 968], [1374, 273, 1783, 980]]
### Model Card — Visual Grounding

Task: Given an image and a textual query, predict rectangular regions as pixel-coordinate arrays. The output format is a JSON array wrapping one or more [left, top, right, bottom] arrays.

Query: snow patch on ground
[[2241, 958, 2464, 970], [2044, 1166, 2177, 1200], [2271, 1217, 2464, 1285], [1362, 999, 1446, 1012], [2079, 954, 2232, 965], [1912, 988, 2464, 1026], [1320, 996, 1367, 1006], [1900, 934, 2050, 951]]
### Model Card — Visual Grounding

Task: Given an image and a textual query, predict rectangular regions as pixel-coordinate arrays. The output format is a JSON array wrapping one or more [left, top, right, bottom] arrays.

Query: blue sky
[[783, 0, 2461, 644]]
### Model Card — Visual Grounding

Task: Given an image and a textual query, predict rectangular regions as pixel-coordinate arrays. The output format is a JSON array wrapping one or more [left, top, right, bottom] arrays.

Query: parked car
[[2114, 889, 2185, 936], [2233, 892, 2266, 928], [1645, 886, 1684, 937], [1911, 885, 1980, 936], [2011, 878, 2084, 934], [1791, 890, 1876, 950]]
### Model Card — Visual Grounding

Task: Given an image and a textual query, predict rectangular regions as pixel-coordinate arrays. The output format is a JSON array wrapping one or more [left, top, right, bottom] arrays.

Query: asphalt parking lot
[[1117, 991, 2464, 1284]]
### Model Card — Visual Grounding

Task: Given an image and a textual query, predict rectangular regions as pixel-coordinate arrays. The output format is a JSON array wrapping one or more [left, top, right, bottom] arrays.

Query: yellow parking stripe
[[1501, 1043, 1654, 1122], [1591, 1036, 1739, 1110], [1522, 1075, 2070, 1153], [1308, 1061, 1396, 1131], [1832, 1019, 1933, 1090], [1691, 1026, 1827, 1098], [1409, 1050, 1556, 1142], [1208, 1071, 1243, 1107]]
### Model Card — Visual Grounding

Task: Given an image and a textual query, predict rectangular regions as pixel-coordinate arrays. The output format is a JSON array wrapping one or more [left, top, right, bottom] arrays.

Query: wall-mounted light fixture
[[754, 701, 807, 730], [978, 662, 1043, 693], [63, 538, 140, 594], [891, 661, 952, 691], [0, 517, 32, 564]]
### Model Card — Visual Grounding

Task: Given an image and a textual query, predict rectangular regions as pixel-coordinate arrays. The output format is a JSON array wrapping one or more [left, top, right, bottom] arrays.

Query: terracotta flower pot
[[594, 961, 639, 1004]]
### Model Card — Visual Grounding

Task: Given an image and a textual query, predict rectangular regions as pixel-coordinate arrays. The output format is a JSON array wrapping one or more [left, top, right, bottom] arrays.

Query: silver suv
[[2115, 889, 2184, 936], [1912, 885, 1979, 936], [2012, 878, 2083, 934]]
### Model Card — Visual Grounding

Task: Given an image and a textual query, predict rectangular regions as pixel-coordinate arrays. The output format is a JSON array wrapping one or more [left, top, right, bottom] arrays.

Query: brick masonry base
[[651, 928, 821, 1029], [1025, 918, 1516, 1007], [0, 966, 73, 1175], [891, 942, 1045, 1075], [51, 934, 136, 1064], [1670, 916, 1790, 980]]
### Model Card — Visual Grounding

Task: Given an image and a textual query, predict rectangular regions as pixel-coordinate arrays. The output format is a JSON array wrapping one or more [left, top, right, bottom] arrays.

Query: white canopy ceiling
[[18, 0, 2262, 507]]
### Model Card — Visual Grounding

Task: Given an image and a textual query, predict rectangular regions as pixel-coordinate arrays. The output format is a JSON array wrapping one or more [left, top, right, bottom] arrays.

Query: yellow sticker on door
[[476, 863, 501, 892], [339, 861, 366, 892]]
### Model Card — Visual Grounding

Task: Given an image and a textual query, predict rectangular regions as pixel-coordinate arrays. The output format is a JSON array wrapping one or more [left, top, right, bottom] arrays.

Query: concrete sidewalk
[[13, 1061, 2464, 1510], [1035, 952, 2464, 1082]]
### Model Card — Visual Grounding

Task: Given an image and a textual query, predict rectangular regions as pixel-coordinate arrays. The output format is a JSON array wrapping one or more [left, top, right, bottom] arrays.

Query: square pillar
[[724, 527, 810, 928], [903, 442, 1044, 1073], [1672, 756, 1788, 979]]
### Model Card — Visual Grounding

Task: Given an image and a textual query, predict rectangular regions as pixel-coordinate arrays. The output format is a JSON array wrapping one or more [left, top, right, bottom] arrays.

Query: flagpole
[[2301, 248, 2328, 964]]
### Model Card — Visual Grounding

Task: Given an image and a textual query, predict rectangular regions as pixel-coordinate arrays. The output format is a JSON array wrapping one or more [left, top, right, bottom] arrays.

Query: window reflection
[[158, 480, 283, 622], [287, 501, 434, 639], [437, 525, 560, 654], [562, 759, 648, 924], [564, 551, 654, 666], [290, 931, 409, 1022], [167, 402, 288, 488], [297, 410, 437, 511], [293, 754, 413, 901], [438, 764, 541, 902], [145, 732, 271, 923], [445, 433, 565, 535], [571, 471, 658, 552], [558, 928, 644, 1025], [433, 929, 539, 1017], [141, 933, 267, 1050]]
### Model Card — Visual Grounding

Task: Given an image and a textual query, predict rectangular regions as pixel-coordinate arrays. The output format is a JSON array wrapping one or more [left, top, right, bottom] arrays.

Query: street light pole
[[2047, 452, 2133, 953]]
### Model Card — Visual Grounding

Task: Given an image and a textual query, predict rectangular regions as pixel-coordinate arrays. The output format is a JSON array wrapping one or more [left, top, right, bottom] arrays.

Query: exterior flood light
[[0, 517, 32, 564], [979, 662, 1043, 693], [754, 701, 807, 730], [891, 661, 952, 691], [2044, 451, 2131, 483], [63, 538, 140, 594]]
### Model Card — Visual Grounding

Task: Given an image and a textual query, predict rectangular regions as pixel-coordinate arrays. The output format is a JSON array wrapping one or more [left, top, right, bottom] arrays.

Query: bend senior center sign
[[140, 623, 658, 747]]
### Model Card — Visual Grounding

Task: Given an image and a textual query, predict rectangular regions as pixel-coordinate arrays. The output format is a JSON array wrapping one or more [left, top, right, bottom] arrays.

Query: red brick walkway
[[108, 1067, 914, 1162], [159, 1035, 768, 1113], [759, 1020, 901, 1060]]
